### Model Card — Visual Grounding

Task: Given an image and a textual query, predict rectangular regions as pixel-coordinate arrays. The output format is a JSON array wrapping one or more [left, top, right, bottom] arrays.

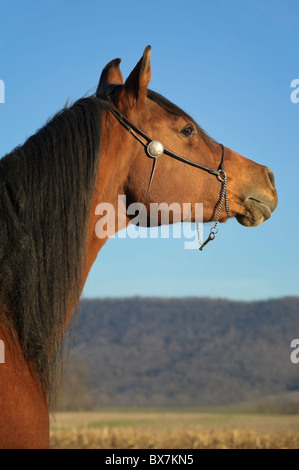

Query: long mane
[[0, 97, 103, 402]]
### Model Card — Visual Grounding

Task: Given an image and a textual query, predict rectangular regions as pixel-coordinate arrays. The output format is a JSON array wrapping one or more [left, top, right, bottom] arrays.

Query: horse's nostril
[[266, 168, 276, 190]]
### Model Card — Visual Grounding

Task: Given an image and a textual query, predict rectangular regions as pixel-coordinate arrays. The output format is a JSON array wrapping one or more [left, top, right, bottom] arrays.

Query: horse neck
[[64, 110, 131, 327]]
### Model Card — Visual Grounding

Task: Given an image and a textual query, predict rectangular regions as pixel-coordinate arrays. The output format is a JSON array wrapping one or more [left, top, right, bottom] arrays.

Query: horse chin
[[236, 198, 273, 227]]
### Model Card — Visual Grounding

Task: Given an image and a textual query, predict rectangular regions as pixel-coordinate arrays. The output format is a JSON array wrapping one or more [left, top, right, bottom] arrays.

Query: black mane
[[0, 97, 103, 403]]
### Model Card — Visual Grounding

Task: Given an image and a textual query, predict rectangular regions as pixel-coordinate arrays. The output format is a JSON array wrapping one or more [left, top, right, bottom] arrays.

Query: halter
[[100, 99, 230, 251]]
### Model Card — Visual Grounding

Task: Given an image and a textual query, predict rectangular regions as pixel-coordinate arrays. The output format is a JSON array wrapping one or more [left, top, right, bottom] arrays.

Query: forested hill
[[57, 297, 299, 409]]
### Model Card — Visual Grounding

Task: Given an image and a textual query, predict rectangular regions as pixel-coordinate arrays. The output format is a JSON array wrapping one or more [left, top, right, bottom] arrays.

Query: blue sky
[[0, 0, 298, 301]]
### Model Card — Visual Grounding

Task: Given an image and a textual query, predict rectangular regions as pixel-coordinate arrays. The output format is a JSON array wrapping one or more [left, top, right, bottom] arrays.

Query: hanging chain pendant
[[197, 173, 229, 251]]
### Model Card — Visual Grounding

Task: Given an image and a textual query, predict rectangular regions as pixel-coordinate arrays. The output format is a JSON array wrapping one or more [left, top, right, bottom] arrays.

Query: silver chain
[[196, 172, 229, 251]]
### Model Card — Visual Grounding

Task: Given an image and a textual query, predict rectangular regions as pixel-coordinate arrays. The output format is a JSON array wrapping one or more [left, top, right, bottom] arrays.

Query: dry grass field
[[50, 408, 299, 449]]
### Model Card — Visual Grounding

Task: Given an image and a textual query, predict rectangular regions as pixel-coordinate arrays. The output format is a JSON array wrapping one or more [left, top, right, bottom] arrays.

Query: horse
[[0, 46, 278, 448]]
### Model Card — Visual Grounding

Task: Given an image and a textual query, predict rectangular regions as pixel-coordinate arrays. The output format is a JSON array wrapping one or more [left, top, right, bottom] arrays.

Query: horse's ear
[[96, 58, 124, 96], [123, 45, 152, 102]]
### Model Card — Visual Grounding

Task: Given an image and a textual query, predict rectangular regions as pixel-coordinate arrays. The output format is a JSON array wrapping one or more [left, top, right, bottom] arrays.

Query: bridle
[[99, 98, 230, 251]]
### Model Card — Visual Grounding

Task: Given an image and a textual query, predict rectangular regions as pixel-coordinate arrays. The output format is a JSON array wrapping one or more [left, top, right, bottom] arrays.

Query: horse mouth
[[236, 196, 276, 227]]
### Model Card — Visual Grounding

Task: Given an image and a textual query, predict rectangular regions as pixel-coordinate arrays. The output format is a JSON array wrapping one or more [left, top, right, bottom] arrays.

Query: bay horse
[[0, 46, 277, 448]]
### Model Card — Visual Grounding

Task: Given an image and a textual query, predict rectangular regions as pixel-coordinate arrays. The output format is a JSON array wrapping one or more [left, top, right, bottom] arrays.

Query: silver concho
[[147, 140, 164, 158]]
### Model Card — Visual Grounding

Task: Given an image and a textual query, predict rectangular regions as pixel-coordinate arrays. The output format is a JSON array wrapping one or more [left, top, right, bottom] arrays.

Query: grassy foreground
[[50, 408, 299, 449]]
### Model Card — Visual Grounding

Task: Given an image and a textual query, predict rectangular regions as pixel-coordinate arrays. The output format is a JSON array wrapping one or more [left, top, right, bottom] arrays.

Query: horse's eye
[[180, 125, 195, 138]]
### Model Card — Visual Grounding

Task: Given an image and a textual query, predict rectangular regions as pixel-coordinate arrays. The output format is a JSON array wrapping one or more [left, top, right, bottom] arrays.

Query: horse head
[[92, 46, 277, 247]]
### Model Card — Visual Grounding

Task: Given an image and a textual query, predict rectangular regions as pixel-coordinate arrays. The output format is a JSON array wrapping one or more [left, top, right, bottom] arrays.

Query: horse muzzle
[[235, 167, 278, 227]]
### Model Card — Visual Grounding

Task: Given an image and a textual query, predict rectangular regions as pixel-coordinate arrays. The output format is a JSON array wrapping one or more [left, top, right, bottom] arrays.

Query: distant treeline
[[55, 297, 299, 411]]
